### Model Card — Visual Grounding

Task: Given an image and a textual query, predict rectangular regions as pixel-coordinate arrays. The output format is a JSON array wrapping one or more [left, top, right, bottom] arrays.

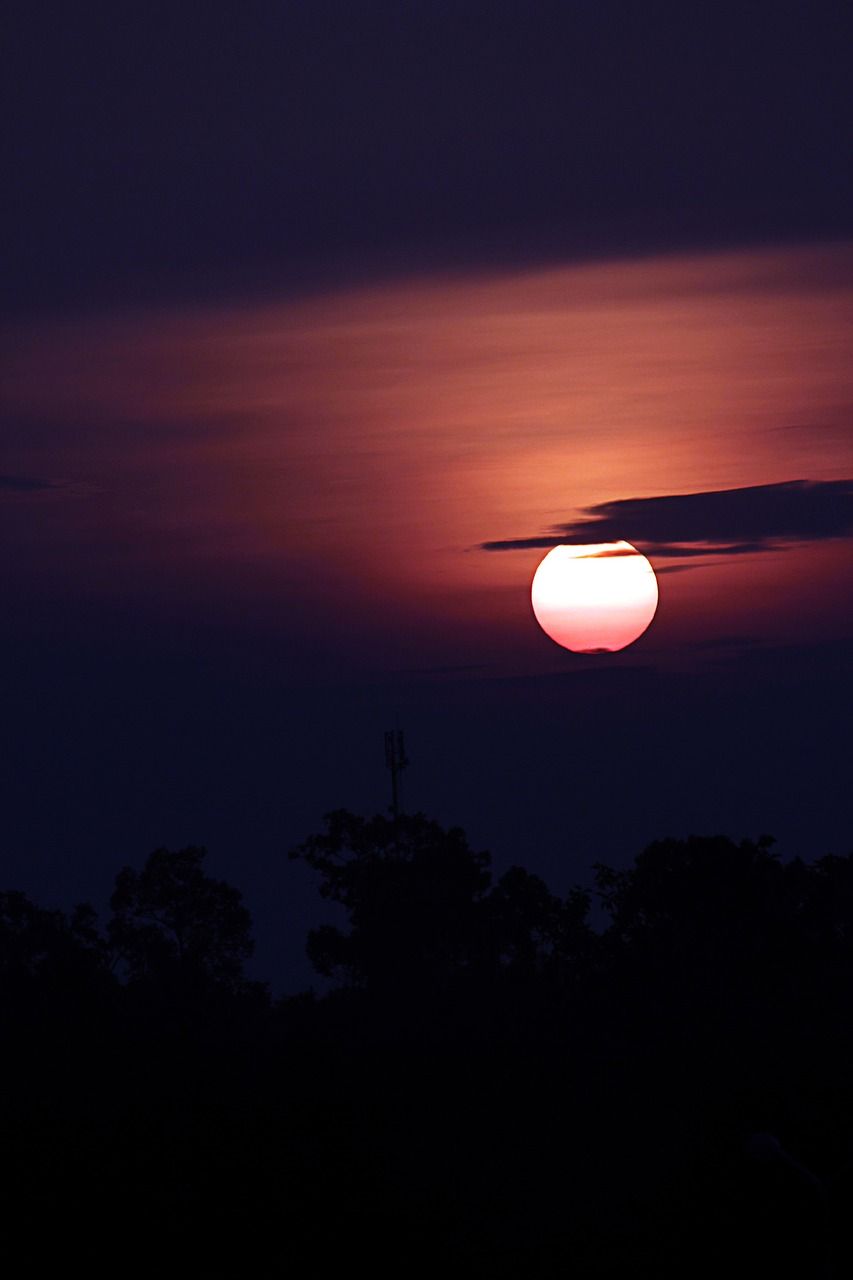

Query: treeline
[[2, 813, 852, 1276]]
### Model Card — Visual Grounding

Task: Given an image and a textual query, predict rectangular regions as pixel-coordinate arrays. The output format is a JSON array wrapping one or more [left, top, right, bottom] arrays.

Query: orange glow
[[1, 242, 851, 666], [531, 543, 659, 652]]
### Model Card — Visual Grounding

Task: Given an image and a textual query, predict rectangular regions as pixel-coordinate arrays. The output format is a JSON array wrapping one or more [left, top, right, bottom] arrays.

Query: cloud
[[0, 474, 96, 501], [480, 479, 853, 558], [0, 474, 56, 493], [574, 546, 638, 559]]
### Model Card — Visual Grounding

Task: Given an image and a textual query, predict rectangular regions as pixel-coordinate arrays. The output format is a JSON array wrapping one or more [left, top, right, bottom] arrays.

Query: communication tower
[[384, 729, 408, 818]]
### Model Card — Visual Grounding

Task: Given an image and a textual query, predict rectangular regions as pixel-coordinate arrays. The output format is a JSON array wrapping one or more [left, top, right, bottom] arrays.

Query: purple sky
[[2, 3, 851, 989]]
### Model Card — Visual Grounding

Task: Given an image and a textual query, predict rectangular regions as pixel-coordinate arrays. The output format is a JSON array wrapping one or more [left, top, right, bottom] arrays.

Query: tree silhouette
[[592, 834, 803, 1010], [290, 809, 492, 990], [0, 890, 107, 993], [487, 865, 592, 979], [108, 846, 254, 989], [290, 809, 595, 1003]]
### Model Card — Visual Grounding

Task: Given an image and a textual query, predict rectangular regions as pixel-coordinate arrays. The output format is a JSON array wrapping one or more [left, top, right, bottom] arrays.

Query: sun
[[531, 542, 659, 653]]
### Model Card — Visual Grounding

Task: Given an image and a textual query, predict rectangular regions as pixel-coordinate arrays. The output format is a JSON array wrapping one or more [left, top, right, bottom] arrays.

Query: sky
[[2, 2, 852, 989]]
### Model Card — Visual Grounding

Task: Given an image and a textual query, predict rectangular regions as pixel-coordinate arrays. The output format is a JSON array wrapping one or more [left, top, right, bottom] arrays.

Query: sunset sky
[[3, 3, 851, 987]]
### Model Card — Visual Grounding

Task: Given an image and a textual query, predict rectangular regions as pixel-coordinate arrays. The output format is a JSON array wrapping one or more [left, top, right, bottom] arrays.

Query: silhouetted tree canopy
[[488, 864, 592, 979], [289, 809, 492, 989], [595, 833, 782, 943], [0, 890, 107, 990], [593, 834, 853, 1005], [109, 846, 254, 989], [290, 809, 594, 991]]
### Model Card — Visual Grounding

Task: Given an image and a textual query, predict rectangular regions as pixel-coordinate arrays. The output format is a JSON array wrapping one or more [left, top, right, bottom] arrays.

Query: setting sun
[[530, 542, 659, 653]]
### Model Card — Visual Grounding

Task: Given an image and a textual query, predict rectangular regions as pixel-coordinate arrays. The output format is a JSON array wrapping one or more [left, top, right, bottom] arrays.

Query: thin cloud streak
[[0, 474, 56, 493]]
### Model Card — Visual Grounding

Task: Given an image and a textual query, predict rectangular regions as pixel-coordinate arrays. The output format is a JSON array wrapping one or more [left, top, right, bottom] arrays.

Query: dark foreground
[[2, 815, 851, 1277]]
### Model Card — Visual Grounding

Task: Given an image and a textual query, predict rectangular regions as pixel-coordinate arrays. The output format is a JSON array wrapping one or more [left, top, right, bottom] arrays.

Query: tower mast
[[384, 729, 408, 818]]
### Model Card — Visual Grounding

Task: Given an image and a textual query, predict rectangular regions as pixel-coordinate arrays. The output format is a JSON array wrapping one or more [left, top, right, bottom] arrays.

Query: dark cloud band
[[480, 479, 853, 558]]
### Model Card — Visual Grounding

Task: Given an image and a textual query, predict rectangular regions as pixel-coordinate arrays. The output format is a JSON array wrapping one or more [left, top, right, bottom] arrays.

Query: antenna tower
[[384, 729, 408, 818]]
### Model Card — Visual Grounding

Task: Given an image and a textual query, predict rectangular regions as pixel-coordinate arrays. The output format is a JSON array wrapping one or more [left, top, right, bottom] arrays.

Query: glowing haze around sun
[[531, 542, 659, 653]]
